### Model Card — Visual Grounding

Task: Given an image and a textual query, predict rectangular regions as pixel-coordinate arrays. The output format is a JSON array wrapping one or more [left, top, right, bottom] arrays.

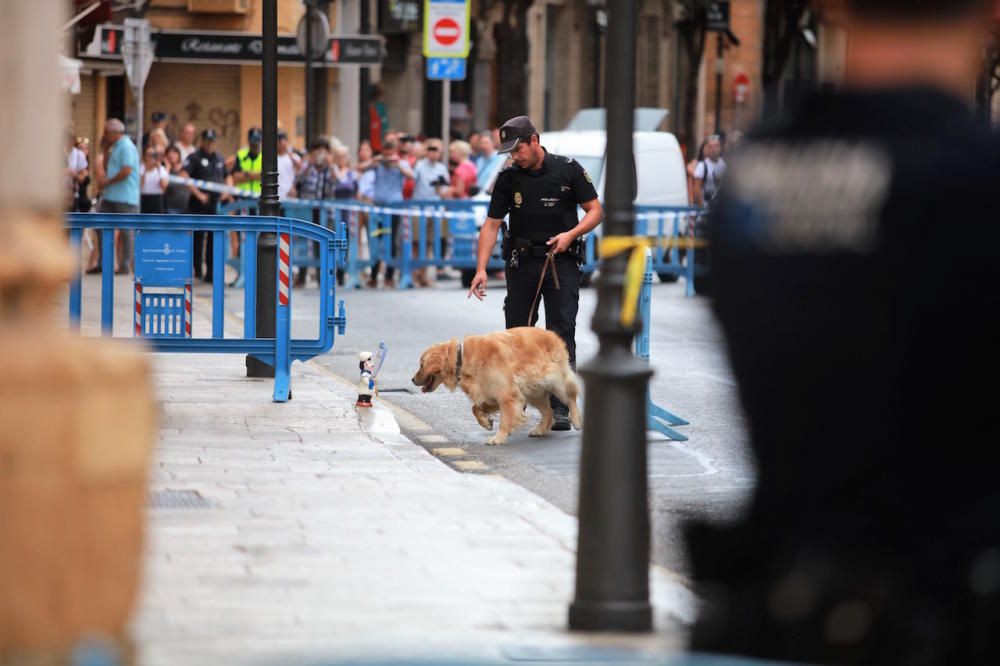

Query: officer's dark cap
[[201, 128, 217, 142], [248, 127, 263, 144], [151, 111, 167, 123], [497, 116, 538, 154]]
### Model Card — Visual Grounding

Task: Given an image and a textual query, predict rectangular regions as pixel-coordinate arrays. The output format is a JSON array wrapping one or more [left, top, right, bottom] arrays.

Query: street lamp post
[[305, 4, 315, 148], [247, 0, 280, 378], [569, 0, 653, 632], [359, 0, 372, 144]]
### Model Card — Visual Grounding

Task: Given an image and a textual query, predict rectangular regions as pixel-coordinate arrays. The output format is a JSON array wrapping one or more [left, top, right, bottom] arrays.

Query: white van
[[475, 129, 690, 210], [537, 130, 689, 209], [460, 128, 691, 286]]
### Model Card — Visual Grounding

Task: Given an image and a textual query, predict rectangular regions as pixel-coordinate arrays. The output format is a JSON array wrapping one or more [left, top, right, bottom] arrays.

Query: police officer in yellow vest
[[231, 126, 263, 195]]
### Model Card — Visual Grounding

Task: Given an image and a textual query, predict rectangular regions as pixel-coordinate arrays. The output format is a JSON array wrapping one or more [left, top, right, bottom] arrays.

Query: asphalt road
[[268, 272, 754, 574]]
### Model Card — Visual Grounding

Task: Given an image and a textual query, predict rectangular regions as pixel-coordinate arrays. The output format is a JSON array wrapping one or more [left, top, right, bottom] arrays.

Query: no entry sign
[[733, 72, 751, 104], [433, 17, 460, 45], [423, 0, 470, 58]]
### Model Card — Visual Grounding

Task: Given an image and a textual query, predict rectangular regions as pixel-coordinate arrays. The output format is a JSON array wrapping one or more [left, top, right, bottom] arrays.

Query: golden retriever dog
[[411, 327, 582, 445]]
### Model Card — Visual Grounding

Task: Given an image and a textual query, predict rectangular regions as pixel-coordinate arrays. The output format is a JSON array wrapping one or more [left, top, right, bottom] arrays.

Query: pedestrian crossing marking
[[431, 447, 466, 457], [454, 460, 488, 471]]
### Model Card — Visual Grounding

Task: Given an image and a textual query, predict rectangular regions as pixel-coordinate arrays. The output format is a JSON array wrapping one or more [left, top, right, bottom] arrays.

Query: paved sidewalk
[[67, 275, 697, 664], [134, 352, 695, 664]]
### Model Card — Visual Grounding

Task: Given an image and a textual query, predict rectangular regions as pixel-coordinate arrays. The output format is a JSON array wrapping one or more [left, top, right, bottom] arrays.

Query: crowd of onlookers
[[65, 109, 735, 287], [65, 110, 512, 286]]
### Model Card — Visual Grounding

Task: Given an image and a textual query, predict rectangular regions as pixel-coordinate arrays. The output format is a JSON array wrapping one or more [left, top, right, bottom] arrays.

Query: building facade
[[70, 0, 341, 157], [67, 0, 997, 167]]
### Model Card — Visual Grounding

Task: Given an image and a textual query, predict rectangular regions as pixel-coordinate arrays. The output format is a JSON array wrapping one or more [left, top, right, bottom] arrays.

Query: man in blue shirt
[[361, 139, 414, 286], [95, 118, 140, 274], [474, 133, 506, 193]]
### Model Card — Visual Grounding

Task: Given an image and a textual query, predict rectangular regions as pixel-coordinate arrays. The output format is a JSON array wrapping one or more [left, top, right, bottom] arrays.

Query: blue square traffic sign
[[426, 57, 466, 81]]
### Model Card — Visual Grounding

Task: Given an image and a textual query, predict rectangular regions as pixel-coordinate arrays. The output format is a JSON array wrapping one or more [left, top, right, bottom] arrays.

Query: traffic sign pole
[[442, 79, 450, 145], [424, 1, 469, 142], [123, 18, 152, 147]]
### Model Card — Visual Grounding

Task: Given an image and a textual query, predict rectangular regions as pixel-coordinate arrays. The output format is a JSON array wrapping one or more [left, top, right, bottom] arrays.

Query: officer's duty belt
[[510, 239, 552, 258]]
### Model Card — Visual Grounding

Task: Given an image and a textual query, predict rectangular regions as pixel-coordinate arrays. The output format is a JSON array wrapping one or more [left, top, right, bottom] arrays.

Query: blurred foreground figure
[[686, 1, 1000, 663]]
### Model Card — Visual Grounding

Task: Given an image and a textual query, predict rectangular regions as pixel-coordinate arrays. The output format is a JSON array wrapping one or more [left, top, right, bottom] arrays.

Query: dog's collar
[[455, 338, 463, 384]]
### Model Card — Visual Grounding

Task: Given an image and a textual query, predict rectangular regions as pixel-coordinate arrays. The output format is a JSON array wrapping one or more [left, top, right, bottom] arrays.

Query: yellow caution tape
[[370, 227, 392, 237], [654, 236, 708, 249], [599, 236, 653, 327]]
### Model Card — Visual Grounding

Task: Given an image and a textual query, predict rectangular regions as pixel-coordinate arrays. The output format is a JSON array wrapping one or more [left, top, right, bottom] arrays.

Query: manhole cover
[[147, 489, 211, 510]]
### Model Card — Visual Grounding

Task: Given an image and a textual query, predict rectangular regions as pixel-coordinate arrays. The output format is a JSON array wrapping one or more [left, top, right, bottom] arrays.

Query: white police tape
[[166, 174, 256, 199], [169, 174, 479, 220]]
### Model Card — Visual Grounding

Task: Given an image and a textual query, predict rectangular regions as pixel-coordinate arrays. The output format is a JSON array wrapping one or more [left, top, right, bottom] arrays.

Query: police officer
[[686, 1, 1000, 663], [230, 126, 263, 196], [468, 116, 603, 430], [183, 128, 228, 281]]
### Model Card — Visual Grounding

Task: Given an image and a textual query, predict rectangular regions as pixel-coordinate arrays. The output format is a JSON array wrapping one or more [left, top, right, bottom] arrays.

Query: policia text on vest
[[469, 122, 602, 375]]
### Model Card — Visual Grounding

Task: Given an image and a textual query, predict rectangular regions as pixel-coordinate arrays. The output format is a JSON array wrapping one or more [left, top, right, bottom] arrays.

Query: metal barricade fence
[[66, 212, 348, 402], [635, 251, 690, 440], [633, 205, 709, 298], [218, 195, 709, 296]]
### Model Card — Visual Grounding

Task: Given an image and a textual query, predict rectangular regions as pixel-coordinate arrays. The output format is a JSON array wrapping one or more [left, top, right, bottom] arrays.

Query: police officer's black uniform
[[686, 86, 1000, 664], [184, 129, 227, 281], [487, 148, 598, 369]]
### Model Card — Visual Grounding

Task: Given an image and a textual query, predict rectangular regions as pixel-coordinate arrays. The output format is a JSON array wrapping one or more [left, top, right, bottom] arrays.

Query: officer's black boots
[[551, 398, 572, 431]]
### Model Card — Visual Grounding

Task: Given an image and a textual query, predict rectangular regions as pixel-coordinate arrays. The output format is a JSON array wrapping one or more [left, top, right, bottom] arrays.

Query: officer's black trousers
[[504, 253, 580, 368]]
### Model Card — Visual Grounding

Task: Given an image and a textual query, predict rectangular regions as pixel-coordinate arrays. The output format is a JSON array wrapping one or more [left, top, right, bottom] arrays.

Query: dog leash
[[527, 252, 559, 327]]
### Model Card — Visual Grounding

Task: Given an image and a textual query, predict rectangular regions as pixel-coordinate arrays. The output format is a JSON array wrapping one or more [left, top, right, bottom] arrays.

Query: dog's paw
[[475, 416, 494, 431], [485, 435, 507, 446], [529, 426, 547, 437]]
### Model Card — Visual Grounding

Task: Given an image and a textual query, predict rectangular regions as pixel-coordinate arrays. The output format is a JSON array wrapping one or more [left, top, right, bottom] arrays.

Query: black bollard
[[246, 232, 277, 377], [569, 0, 652, 632], [246, 0, 281, 379]]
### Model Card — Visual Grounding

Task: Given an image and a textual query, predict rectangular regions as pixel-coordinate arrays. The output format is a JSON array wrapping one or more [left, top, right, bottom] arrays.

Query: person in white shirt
[[276, 130, 301, 200], [139, 146, 169, 214], [693, 134, 727, 207], [66, 131, 88, 211], [356, 140, 377, 275], [175, 123, 197, 162]]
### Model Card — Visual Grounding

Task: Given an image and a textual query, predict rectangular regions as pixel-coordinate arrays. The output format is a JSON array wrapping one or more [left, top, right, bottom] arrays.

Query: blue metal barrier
[[633, 206, 709, 298], [67, 213, 348, 402], [325, 199, 504, 288], [218, 199, 709, 295], [636, 252, 690, 440]]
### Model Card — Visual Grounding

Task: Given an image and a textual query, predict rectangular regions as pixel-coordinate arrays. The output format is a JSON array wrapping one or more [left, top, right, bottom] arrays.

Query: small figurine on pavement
[[357, 351, 375, 407]]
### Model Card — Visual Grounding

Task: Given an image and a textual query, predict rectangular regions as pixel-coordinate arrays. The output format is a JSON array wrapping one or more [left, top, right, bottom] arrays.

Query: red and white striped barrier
[[134, 282, 143, 336], [278, 232, 291, 306], [185, 283, 193, 338]]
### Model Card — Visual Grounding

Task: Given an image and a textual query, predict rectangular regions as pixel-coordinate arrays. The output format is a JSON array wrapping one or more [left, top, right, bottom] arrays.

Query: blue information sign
[[426, 57, 466, 81], [135, 230, 193, 287]]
